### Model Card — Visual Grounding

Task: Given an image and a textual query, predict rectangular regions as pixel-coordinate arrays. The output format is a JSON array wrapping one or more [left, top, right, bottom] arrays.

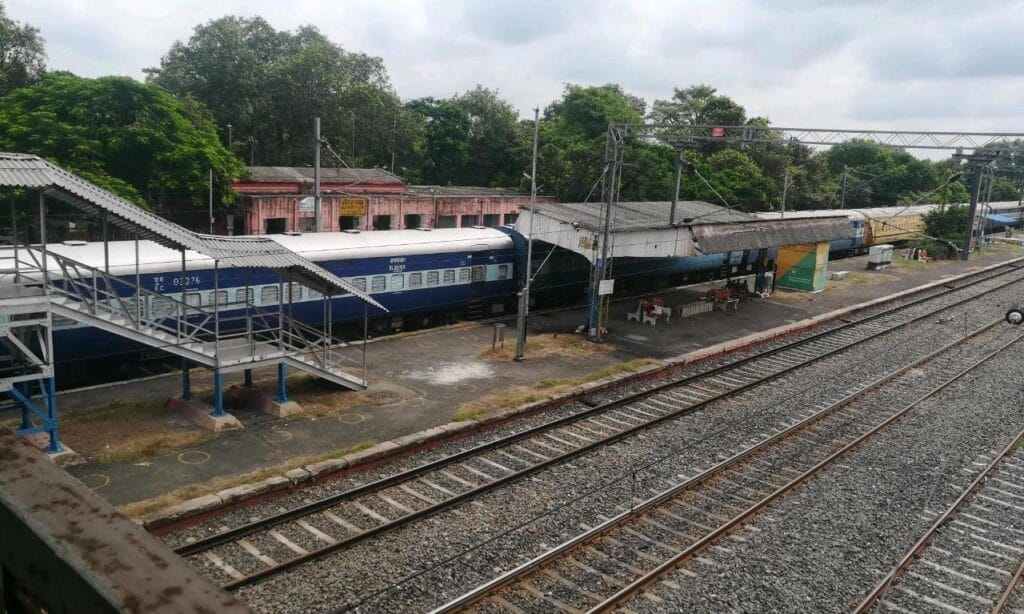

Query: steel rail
[[587, 332, 1024, 613], [992, 556, 1024, 614], [429, 317, 1007, 613], [853, 427, 1024, 613], [179, 262, 1024, 561], [197, 269, 1024, 591]]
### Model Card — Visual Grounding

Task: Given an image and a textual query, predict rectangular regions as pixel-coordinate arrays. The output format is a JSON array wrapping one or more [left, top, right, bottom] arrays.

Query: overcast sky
[[7, 0, 1024, 141]]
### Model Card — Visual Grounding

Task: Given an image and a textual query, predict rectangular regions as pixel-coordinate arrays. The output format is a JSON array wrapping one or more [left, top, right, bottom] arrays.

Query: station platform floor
[[52, 246, 1024, 507]]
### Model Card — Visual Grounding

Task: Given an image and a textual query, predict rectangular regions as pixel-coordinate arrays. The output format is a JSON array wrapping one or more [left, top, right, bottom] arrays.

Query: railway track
[[174, 263, 1024, 594], [431, 321, 1024, 613], [854, 429, 1024, 614]]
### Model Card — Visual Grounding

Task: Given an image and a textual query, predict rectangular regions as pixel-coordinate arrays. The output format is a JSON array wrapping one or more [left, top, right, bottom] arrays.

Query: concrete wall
[[243, 193, 556, 234]]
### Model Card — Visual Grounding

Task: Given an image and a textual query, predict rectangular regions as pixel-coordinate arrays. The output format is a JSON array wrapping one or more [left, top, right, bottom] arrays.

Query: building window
[[351, 277, 367, 292], [497, 264, 510, 280], [371, 276, 386, 292], [339, 216, 361, 230], [437, 215, 457, 228], [460, 214, 479, 228], [235, 288, 254, 305], [483, 214, 500, 227], [391, 274, 405, 290], [427, 271, 439, 286], [408, 272, 423, 288], [372, 215, 392, 230], [459, 268, 471, 283], [443, 269, 456, 285], [299, 217, 316, 232], [264, 218, 287, 234], [261, 285, 279, 305], [404, 213, 422, 229], [503, 213, 518, 225]]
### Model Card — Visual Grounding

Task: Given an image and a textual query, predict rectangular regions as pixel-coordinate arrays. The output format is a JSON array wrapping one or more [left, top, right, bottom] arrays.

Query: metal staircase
[[3, 243, 366, 390]]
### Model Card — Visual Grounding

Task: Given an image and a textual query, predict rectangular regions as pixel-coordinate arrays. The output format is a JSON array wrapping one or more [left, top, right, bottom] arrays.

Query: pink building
[[231, 166, 555, 234]]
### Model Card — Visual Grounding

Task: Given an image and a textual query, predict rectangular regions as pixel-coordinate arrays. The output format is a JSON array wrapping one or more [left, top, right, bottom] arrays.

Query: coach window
[[497, 264, 510, 280], [213, 290, 228, 308], [288, 283, 302, 302], [308, 288, 322, 300], [472, 266, 485, 282], [151, 295, 174, 317], [426, 271, 439, 286], [235, 288, 254, 305], [371, 276, 386, 292], [351, 277, 367, 292], [443, 269, 456, 285], [185, 293, 202, 308], [391, 274, 405, 290], [458, 268, 471, 283], [261, 285, 279, 305], [408, 272, 423, 288]]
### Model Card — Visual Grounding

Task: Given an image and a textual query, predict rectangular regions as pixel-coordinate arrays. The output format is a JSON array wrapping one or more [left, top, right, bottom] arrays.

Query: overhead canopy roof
[[246, 166, 403, 185], [0, 153, 384, 310], [517, 201, 851, 261]]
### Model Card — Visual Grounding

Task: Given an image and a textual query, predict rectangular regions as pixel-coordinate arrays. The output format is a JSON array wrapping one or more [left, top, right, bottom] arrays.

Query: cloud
[[5, 0, 1024, 150]]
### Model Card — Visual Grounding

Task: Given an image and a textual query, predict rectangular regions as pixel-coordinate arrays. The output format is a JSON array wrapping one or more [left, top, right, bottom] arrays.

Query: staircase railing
[[0, 241, 356, 374]]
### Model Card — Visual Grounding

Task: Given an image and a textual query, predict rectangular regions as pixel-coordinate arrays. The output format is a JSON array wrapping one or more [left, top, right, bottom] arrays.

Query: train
[[3, 199, 1022, 374], [754, 200, 1024, 258]]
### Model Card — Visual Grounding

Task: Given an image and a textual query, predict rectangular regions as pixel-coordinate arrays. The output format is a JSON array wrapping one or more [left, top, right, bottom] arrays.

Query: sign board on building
[[340, 198, 368, 216], [711, 127, 726, 137], [298, 196, 315, 212], [598, 279, 615, 295]]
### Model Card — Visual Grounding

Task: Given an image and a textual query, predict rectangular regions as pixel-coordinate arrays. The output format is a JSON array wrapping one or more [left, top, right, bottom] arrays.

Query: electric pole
[[314, 117, 322, 232], [514, 108, 540, 361], [781, 168, 790, 219], [208, 169, 214, 234], [957, 151, 1000, 260]]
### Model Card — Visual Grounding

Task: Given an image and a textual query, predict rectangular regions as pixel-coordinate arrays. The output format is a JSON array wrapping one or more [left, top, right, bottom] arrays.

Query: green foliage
[[146, 16, 394, 167], [920, 204, 968, 257], [0, 73, 244, 209], [0, 3, 45, 97]]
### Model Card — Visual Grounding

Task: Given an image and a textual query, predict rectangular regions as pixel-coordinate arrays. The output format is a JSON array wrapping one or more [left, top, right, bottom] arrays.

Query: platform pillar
[[243, 368, 254, 389], [181, 359, 192, 401], [276, 363, 288, 403], [17, 383, 32, 431], [42, 378, 62, 454], [211, 371, 225, 418]]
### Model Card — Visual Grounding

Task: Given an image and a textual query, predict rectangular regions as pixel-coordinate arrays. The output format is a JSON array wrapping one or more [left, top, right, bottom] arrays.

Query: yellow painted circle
[[261, 429, 293, 444], [336, 413, 366, 424], [177, 450, 211, 465], [81, 474, 110, 491]]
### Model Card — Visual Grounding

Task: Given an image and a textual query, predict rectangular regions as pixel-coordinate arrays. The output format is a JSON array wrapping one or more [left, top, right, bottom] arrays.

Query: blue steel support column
[[276, 363, 288, 403], [181, 358, 192, 401], [17, 383, 31, 430], [211, 371, 225, 417], [42, 377, 62, 454], [243, 369, 254, 389]]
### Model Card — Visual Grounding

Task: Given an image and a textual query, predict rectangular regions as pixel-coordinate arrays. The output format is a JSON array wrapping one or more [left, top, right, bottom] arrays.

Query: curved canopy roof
[[0, 153, 384, 310]]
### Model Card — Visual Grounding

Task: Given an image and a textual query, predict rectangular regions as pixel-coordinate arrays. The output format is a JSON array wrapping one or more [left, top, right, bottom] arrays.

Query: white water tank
[[867, 244, 894, 270]]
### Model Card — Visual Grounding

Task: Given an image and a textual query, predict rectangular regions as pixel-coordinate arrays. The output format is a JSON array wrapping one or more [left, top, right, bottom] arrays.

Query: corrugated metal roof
[[691, 218, 852, 253], [0, 153, 384, 310], [525, 201, 754, 231], [246, 166, 403, 185], [405, 185, 529, 197]]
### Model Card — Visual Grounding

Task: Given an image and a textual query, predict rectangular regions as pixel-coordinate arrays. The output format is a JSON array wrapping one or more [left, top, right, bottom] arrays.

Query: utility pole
[[590, 132, 621, 341], [956, 151, 999, 260], [227, 124, 232, 149], [249, 137, 257, 166], [839, 166, 848, 209], [781, 168, 790, 219], [208, 169, 214, 234], [514, 108, 540, 361], [670, 151, 683, 225], [314, 117, 322, 232]]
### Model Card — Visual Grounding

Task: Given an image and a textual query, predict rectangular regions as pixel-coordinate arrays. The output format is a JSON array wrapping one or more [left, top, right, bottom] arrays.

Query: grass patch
[[453, 358, 662, 422], [117, 439, 376, 519], [479, 333, 614, 361], [57, 397, 215, 463]]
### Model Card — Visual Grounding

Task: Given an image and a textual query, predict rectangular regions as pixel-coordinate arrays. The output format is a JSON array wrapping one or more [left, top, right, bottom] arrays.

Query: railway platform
[[39, 244, 1024, 512]]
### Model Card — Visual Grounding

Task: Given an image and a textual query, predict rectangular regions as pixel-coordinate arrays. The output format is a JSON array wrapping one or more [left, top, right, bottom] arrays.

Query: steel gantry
[[583, 124, 1024, 336]]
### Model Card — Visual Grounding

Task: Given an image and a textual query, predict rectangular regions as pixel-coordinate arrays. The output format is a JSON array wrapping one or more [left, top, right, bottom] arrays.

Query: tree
[[403, 97, 471, 185], [650, 85, 747, 127], [454, 86, 529, 186], [920, 204, 968, 258], [0, 3, 46, 97], [146, 16, 394, 166], [0, 73, 244, 209]]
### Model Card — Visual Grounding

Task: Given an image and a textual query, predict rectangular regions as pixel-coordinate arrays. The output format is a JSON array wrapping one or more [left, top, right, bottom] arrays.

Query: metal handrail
[[4, 242, 353, 372]]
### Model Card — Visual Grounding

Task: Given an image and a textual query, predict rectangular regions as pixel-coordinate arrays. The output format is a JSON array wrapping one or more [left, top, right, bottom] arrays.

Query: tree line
[[1, 7, 1021, 215]]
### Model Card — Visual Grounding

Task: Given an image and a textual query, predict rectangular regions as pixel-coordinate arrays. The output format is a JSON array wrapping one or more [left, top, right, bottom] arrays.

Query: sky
[[7, 0, 1024, 145]]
